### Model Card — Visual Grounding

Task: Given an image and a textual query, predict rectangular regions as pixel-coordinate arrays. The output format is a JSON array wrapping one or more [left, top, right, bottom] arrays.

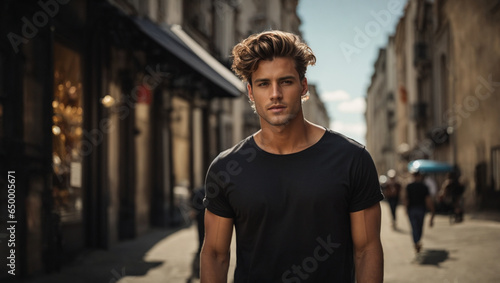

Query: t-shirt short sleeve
[[203, 156, 236, 218], [348, 148, 384, 212]]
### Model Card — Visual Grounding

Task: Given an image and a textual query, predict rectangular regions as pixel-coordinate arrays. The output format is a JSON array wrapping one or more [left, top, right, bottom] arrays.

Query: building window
[[52, 42, 84, 223], [492, 146, 500, 191], [435, 0, 445, 29], [184, 0, 213, 38]]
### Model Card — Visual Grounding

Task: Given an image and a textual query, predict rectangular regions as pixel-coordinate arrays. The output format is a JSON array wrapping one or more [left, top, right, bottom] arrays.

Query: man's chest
[[224, 159, 351, 220]]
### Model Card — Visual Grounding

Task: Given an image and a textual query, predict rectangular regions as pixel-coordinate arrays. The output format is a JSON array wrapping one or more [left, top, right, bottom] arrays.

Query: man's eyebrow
[[253, 76, 297, 83], [253, 78, 270, 83], [279, 76, 297, 81]]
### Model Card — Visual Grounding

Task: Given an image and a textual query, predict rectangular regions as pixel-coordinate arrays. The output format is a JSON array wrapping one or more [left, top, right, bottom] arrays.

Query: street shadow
[[416, 249, 449, 266], [24, 225, 188, 283]]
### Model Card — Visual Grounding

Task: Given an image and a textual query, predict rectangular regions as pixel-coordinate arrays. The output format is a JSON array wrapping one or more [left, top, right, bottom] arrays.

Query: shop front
[[52, 41, 85, 255], [1, 0, 244, 279]]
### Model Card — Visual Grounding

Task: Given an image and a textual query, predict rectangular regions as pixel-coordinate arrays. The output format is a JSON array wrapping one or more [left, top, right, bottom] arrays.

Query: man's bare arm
[[350, 203, 384, 283], [200, 209, 234, 283]]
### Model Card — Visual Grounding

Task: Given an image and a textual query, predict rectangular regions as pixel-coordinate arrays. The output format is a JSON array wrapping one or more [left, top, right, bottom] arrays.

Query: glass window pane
[[52, 42, 84, 223]]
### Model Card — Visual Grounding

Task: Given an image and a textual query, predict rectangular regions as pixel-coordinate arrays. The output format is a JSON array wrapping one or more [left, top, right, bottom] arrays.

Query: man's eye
[[258, 82, 269, 87], [282, 80, 293, 85]]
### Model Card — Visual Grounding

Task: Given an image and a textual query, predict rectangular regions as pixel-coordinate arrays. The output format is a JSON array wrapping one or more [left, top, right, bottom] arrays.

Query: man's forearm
[[200, 250, 230, 283], [354, 243, 384, 283]]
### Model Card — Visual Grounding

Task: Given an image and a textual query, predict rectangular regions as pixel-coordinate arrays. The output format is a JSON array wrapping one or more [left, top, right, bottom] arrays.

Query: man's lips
[[268, 105, 286, 111]]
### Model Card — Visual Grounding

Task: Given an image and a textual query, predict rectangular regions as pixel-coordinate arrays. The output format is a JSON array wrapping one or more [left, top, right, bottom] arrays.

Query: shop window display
[[52, 43, 83, 223]]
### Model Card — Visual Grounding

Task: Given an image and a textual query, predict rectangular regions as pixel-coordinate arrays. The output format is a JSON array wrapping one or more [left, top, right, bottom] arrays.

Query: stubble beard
[[258, 110, 298, 127]]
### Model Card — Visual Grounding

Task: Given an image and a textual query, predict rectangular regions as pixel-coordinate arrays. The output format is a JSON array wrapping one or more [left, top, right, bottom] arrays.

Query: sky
[[297, 0, 406, 145]]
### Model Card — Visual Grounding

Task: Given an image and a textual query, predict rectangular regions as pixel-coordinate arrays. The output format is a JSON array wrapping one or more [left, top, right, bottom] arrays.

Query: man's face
[[247, 57, 307, 127]]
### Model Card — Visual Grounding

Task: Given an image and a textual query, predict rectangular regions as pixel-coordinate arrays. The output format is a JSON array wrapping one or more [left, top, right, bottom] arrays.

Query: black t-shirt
[[204, 129, 383, 283], [406, 182, 429, 208]]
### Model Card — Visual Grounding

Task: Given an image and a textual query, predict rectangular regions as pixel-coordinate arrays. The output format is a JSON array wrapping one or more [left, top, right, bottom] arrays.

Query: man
[[201, 30, 384, 283], [423, 174, 438, 200], [438, 171, 465, 222], [383, 169, 401, 230], [189, 186, 206, 280], [404, 171, 435, 254]]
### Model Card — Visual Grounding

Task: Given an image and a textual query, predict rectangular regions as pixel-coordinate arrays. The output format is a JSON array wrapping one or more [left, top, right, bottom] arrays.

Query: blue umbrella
[[408, 159, 454, 173]]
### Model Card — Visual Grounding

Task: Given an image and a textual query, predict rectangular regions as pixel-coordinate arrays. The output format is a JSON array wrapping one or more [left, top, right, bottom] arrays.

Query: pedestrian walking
[[423, 174, 438, 200], [404, 171, 435, 255], [188, 186, 206, 281], [201, 30, 384, 283], [438, 171, 465, 222], [383, 169, 402, 230]]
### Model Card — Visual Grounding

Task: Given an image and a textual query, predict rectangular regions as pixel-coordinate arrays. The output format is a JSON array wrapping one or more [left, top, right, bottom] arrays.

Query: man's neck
[[254, 117, 325, 155]]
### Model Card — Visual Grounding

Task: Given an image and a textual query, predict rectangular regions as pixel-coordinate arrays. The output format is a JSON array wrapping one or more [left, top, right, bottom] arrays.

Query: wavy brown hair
[[231, 30, 316, 85]]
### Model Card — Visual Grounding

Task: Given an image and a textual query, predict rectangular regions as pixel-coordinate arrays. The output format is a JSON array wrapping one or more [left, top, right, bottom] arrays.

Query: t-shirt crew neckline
[[249, 128, 328, 157]]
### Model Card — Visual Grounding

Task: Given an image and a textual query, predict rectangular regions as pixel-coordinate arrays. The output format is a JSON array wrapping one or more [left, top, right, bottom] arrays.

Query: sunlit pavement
[[113, 223, 237, 283], [24, 202, 500, 283], [381, 201, 500, 283], [114, 224, 202, 283]]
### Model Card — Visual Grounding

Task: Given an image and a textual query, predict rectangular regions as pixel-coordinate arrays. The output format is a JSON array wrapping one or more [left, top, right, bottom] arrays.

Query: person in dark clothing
[[192, 187, 206, 255], [439, 171, 465, 222], [383, 169, 401, 230], [189, 186, 206, 281], [404, 171, 435, 254], [201, 30, 384, 283]]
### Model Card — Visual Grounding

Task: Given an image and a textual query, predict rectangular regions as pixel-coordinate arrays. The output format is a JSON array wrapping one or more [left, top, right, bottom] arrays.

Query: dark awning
[[131, 17, 244, 97]]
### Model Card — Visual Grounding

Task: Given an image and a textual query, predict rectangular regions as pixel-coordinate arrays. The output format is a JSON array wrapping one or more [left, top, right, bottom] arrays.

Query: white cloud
[[331, 120, 366, 135], [330, 120, 366, 143], [321, 90, 350, 102], [337, 97, 366, 113]]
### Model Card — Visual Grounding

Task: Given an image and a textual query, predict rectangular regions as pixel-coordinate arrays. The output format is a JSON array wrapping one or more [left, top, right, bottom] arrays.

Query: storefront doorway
[[52, 42, 85, 254]]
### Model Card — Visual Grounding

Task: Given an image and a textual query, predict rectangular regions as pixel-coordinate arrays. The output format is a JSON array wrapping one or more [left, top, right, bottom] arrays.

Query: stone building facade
[[366, 0, 500, 209], [366, 38, 398, 177]]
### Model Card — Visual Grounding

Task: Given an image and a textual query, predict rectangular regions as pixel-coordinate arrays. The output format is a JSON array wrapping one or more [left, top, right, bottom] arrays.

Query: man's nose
[[270, 83, 282, 100]]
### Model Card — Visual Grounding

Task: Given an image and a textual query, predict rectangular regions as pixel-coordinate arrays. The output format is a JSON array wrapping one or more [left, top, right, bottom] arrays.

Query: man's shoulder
[[323, 129, 367, 152], [210, 135, 257, 168]]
